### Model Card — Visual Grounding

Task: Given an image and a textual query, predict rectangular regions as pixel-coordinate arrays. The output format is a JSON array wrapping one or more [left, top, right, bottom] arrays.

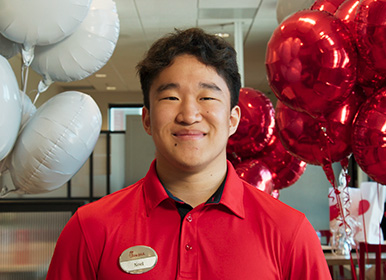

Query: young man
[[46, 28, 331, 279]]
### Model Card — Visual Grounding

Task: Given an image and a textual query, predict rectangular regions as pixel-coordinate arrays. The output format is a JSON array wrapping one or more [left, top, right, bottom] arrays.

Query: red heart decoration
[[358, 199, 370, 215]]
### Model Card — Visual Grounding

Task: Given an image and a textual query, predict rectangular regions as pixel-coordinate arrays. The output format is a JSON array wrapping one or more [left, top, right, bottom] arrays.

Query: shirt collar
[[163, 175, 225, 205], [220, 160, 245, 218], [143, 160, 245, 219]]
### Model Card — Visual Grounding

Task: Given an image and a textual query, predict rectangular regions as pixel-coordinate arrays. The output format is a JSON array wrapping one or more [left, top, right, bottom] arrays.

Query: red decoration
[[334, 0, 361, 35], [352, 88, 386, 185], [257, 132, 306, 190], [358, 199, 370, 215], [265, 9, 357, 118], [356, 0, 386, 76], [311, 0, 346, 14], [226, 88, 305, 190], [356, 58, 386, 97], [330, 204, 340, 220], [275, 86, 365, 166], [235, 159, 274, 195], [227, 88, 275, 158]]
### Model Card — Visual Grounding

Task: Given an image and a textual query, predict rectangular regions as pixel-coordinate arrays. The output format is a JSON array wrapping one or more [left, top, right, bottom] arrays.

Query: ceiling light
[[215, 32, 230, 38], [95, 73, 107, 78], [106, 86, 116, 91]]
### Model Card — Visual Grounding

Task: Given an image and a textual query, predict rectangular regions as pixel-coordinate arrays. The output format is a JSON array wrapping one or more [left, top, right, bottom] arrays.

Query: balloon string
[[359, 191, 369, 268], [323, 124, 355, 270], [0, 184, 17, 198], [321, 124, 350, 231], [33, 78, 53, 105], [0, 185, 9, 197], [340, 166, 352, 219], [377, 184, 383, 280], [336, 187, 349, 229], [377, 183, 382, 245], [33, 91, 41, 105], [21, 63, 29, 94], [0, 160, 11, 197], [19, 87, 25, 114], [0, 159, 7, 174], [326, 171, 350, 234]]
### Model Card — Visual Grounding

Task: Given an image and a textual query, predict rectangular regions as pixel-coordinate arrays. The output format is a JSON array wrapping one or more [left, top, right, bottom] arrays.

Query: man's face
[[142, 54, 240, 173]]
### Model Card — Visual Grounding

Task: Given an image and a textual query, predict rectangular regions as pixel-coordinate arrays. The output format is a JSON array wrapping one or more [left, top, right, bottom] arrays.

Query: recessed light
[[106, 86, 116, 91], [215, 32, 230, 38], [96, 73, 107, 78]]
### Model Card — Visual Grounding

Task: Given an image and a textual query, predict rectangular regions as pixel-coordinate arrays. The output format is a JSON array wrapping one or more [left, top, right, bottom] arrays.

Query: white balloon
[[0, 0, 91, 51], [0, 55, 22, 161], [0, 33, 20, 59], [19, 91, 37, 130], [8, 91, 102, 194], [31, 0, 120, 84], [276, 0, 315, 24]]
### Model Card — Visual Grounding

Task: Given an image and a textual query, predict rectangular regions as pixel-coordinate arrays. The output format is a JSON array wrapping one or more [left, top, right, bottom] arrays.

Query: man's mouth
[[172, 130, 207, 140]]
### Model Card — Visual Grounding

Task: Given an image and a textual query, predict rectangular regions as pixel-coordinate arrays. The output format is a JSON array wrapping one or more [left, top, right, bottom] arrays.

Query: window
[[109, 104, 143, 131]]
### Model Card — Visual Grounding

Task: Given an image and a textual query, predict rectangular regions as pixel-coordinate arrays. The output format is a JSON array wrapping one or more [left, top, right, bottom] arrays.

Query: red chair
[[317, 229, 332, 245], [359, 242, 386, 280]]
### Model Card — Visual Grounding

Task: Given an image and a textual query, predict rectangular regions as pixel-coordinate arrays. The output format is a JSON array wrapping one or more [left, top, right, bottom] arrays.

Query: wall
[[279, 163, 342, 230]]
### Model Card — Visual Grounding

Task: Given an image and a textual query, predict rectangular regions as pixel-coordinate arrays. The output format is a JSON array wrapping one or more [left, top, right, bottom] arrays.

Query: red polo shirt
[[47, 160, 331, 279]]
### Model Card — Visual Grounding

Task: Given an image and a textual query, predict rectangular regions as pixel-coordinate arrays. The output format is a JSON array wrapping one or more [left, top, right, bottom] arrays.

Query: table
[[325, 251, 386, 279], [325, 252, 386, 266]]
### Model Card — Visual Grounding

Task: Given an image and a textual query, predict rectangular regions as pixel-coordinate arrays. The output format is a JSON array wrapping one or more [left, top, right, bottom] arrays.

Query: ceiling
[[56, 0, 277, 99], [51, 0, 314, 102]]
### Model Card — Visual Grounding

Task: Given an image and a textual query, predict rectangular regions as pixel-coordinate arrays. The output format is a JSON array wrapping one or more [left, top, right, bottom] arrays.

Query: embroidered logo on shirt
[[119, 245, 158, 274]]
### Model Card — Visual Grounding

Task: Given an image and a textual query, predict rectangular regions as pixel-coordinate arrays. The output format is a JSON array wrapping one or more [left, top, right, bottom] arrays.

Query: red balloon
[[356, 0, 386, 75], [311, 0, 346, 14], [352, 88, 386, 185], [335, 0, 386, 95], [275, 86, 365, 166], [257, 132, 306, 189], [227, 88, 275, 158], [235, 159, 274, 195], [356, 58, 386, 97], [334, 0, 361, 34], [265, 10, 357, 117]]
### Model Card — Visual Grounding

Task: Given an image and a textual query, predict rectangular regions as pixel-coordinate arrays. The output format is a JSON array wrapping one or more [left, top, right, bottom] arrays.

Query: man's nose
[[176, 99, 203, 124]]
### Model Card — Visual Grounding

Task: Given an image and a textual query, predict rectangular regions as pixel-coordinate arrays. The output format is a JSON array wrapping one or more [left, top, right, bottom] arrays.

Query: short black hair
[[136, 28, 241, 109]]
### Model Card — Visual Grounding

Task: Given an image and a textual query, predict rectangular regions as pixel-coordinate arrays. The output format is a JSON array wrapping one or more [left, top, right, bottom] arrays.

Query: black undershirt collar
[[163, 175, 226, 220]]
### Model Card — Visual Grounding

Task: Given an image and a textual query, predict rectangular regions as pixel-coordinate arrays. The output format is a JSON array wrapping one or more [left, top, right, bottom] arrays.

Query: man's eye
[[201, 97, 215, 100], [161, 96, 179, 100]]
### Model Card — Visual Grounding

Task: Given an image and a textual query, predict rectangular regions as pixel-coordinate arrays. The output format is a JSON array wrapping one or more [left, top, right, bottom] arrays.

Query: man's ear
[[142, 106, 152, 135], [229, 105, 241, 137]]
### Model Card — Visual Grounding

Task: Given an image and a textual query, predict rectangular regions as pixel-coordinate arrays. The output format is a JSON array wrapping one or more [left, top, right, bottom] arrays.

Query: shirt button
[[186, 214, 192, 222], [185, 244, 193, 251]]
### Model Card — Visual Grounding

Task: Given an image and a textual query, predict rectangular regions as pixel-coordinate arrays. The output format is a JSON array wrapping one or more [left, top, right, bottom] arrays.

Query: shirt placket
[[178, 210, 199, 279]]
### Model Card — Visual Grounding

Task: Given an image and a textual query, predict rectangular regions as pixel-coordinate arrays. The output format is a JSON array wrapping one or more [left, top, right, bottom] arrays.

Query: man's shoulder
[[242, 181, 306, 222], [77, 179, 145, 219]]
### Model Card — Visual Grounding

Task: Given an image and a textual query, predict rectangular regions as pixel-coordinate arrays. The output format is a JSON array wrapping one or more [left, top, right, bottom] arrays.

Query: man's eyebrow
[[156, 83, 179, 93], [199, 82, 222, 92]]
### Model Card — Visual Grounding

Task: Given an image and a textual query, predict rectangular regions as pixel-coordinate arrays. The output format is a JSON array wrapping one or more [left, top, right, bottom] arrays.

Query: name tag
[[119, 245, 158, 274]]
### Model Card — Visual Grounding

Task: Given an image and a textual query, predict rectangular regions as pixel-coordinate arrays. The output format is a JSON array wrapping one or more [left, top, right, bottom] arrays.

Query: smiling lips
[[172, 130, 207, 140]]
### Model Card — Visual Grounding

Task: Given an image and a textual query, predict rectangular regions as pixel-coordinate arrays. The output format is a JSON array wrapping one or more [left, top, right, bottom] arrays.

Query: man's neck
[[155, 160, 227, 208]]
